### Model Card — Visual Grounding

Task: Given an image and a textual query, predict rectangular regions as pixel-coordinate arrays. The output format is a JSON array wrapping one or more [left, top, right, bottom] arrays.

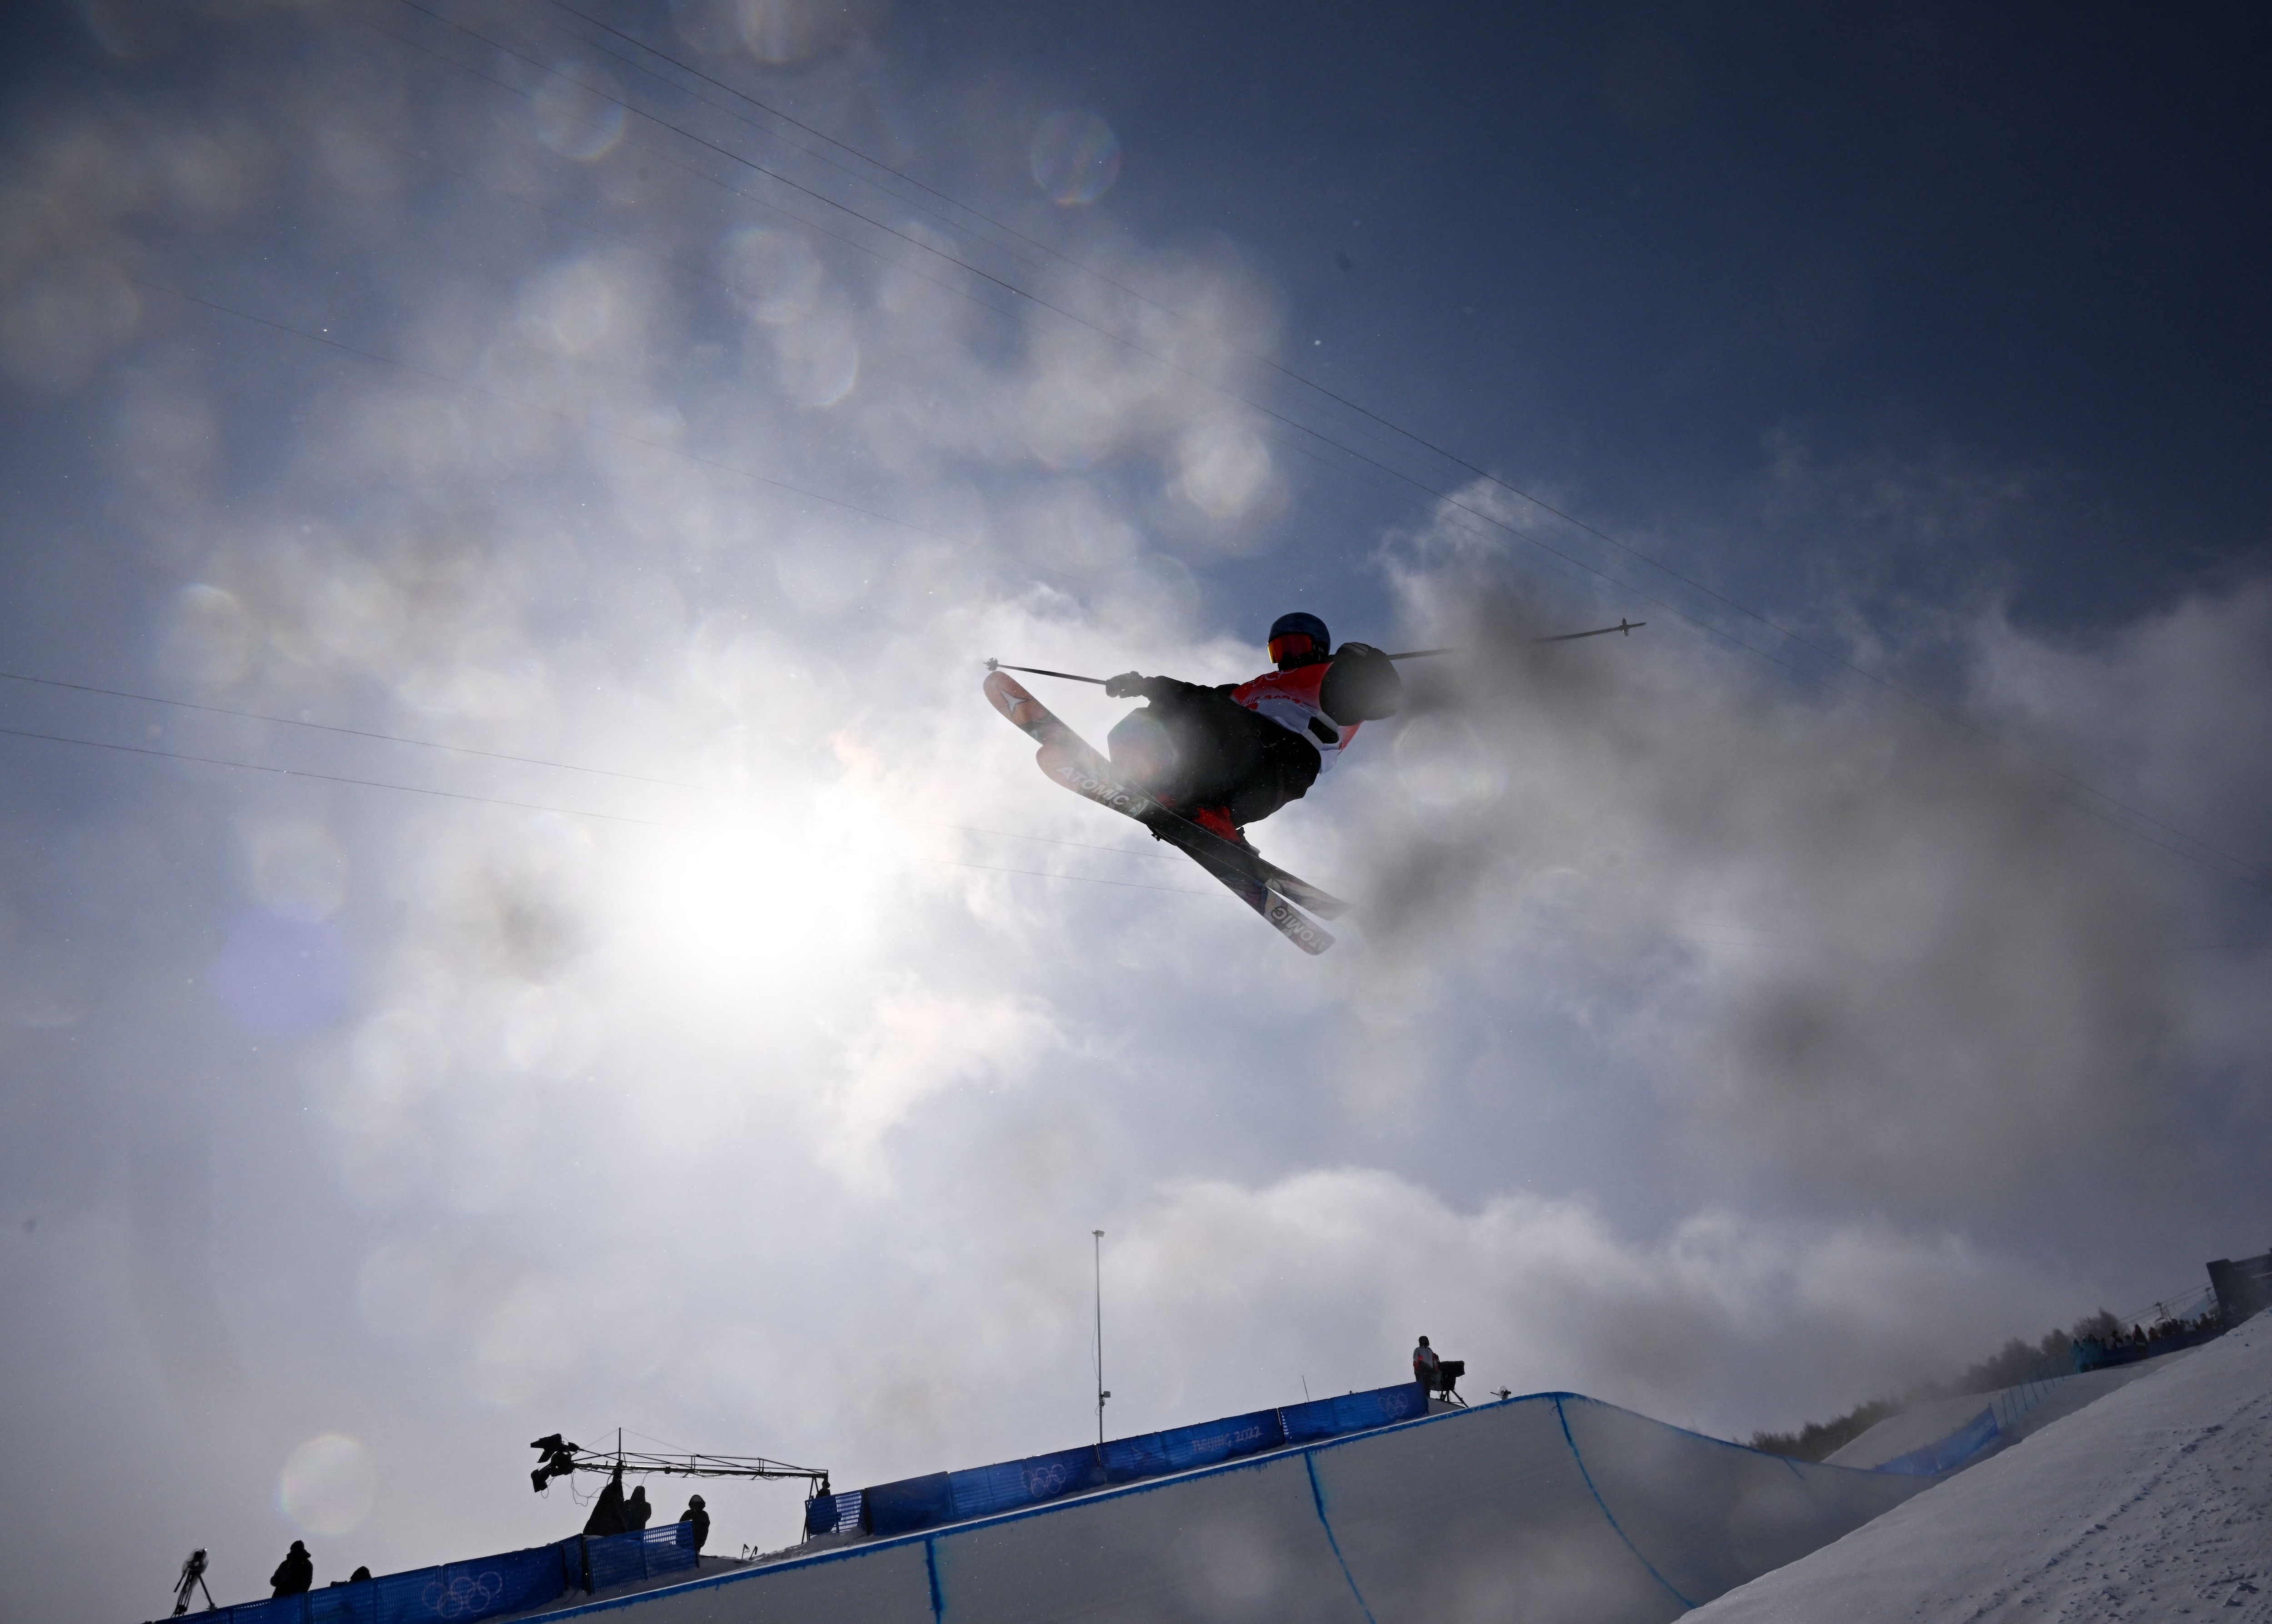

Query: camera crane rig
[[530, 1433, 831, 1499]]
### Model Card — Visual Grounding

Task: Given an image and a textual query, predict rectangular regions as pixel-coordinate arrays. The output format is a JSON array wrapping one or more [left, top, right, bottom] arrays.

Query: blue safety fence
[[578, 1524, 698, 1594], [1875, 1405, 1999, 1475], [182, 1524, 696, 1624], [1877, 1367, 2098, 1476], [805, 1488, 864, 1537], [809, 1382, 1427, 1540], [1878, 1319, 2233, 1479], [1100, 1407, 1285, 1481], [952, 1444, 1107, 1520], [1279, 1384, 1427, 1444], [861, 1473, 954, 1538]]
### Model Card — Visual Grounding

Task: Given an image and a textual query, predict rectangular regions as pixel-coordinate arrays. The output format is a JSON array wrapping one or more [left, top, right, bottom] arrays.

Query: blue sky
[[0, 2, 2267, 1618]]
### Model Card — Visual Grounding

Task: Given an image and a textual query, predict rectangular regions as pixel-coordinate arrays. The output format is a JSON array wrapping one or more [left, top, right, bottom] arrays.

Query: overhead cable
[[478, 0, 2271, 890], [0, 666, 1180, 864], [0, 723, 1210, 897], [248, 1, 2268, 888]]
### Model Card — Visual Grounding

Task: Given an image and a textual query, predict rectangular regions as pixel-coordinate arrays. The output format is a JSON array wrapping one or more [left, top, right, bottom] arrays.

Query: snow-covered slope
[[1825, 1348, 2196, 1469], [1690, 1318, 2272, 1622]]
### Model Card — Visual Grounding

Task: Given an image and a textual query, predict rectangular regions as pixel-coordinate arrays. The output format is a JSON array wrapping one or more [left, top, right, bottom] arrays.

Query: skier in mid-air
[[987, 607, 1633, 951], [982, 610, 1407, 952], [1096, 612, 1404, 848]]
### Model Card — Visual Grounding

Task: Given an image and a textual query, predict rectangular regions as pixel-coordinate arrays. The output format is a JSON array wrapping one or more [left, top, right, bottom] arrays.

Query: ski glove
[[1320, 642, 1404, 722], [1109, 672, 1181, 699], [1107, 673, 1212, 703]]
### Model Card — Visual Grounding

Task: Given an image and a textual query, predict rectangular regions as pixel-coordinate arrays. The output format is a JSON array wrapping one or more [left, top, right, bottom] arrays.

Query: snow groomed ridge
[[525, 1391, 1934, 1624]]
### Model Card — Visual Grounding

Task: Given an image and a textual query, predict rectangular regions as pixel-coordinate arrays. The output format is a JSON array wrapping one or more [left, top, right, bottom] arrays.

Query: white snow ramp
[[1689, 1317, 2272, 1622], [535, 1394, 1928, 1623]]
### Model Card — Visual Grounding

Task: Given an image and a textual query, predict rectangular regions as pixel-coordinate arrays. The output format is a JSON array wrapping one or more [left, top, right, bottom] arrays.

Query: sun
[[616, 812, 885, 995]]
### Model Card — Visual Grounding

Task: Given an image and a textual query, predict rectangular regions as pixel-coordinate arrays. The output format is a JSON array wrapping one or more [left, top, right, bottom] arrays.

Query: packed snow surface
[[1690, 1317, 2272, 1622]]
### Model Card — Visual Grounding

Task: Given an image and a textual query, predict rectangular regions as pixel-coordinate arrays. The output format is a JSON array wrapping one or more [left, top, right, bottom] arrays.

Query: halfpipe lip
[[518, 1391, 1496, 1621], [512, 1388, 1932, 1623]]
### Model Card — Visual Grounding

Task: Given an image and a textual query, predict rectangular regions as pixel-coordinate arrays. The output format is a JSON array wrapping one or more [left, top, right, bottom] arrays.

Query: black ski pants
[[1107, 683, 1320, 827]]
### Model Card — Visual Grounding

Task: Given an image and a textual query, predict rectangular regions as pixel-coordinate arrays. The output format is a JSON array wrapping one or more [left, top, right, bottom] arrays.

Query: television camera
[[169, 1549, 215, 1616]]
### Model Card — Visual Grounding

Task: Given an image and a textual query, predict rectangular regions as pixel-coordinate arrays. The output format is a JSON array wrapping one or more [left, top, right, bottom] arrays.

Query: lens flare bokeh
[[722, 227, 827, 326], [278, 1434, 377, 1537], [1029, 110, 1123, 205], [531, 63, 628, 161]]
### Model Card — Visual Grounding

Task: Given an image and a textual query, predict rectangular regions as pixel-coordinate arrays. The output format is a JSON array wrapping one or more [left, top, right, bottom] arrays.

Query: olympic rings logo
[[421, 1570, 505, 1619]]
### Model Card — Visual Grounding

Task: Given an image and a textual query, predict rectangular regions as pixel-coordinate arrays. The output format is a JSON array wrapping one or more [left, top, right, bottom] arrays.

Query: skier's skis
[[1033, 744, 1336, 954], [982, 673, 1349, 919], [984, 672, 1346, 915], [1022, 732, 1350, 924], [984, 673, 1341, 952]]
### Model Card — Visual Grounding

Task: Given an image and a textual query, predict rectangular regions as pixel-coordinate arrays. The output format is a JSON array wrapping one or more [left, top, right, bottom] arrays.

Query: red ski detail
[[1190, 806, 1247, 847]]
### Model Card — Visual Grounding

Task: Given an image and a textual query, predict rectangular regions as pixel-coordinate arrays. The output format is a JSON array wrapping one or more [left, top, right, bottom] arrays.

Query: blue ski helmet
[[1267, 611, 1330, 669]]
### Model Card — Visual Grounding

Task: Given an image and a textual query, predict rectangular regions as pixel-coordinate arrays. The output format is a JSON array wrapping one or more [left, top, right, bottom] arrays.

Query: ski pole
[[988, 620, 1645, 683], [1384, 618, 1645, 659], [1535, 617, 1645, 643], [984, 658, 1111, 685]]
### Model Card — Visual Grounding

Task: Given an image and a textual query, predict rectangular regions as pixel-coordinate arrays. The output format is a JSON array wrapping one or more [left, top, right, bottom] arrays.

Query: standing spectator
[[680, 1495, 709, 1555], [269, 1541, 314, 1597], [625, 1486, 652, 1531], [1413, 1335, 1441, 1393], [583, 1464, 628, 1536]]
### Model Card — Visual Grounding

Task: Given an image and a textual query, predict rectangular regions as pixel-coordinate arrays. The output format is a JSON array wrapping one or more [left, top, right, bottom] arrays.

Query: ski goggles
[[1268, 632, 1320, 665]]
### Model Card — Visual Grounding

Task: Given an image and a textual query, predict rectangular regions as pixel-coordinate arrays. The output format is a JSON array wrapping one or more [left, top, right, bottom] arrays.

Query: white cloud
[[1101, 1168, 2076, 1438], [821, 990, 1066, 1187]]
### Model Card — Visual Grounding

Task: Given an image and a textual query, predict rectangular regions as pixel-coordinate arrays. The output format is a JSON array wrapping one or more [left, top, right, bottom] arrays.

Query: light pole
[[1092, 1229, 1110, 1445]]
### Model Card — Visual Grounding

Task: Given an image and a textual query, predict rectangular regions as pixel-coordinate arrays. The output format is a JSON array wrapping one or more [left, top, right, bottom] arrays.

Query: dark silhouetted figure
[[1099, 617, 1404, 843], [349, 1566, 372, 1582], [680, 1494, 709, 1554], [625, 1486, 652, 1530], [583, 1464, 628, 1536], [270, 1541, 313, 1597]]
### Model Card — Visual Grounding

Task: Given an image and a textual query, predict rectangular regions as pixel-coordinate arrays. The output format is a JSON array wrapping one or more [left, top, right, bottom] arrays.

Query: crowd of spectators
[[246, 1470, 711, 1607], [576, 1465, 709, 1553], [262, 1542, 373, 1599], [2093, 1305, 2222, 1350]]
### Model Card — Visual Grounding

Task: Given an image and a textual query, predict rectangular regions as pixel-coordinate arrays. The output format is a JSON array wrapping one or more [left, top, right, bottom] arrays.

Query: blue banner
[[864, 1472, 955, 1537], [854, 1383, 1423, 1540], [1280, 1383, 1429, 1445]]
